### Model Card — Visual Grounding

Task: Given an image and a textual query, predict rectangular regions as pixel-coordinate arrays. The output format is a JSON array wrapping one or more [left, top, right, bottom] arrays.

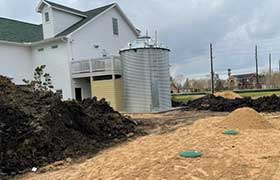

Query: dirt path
[[132, 110, 229, 135], [20, 110, 280, 180]]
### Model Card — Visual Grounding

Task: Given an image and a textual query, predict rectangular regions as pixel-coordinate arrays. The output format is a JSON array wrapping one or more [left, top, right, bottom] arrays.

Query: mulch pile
[[0, 75, 136, 178], [176, 94, 280, 112]]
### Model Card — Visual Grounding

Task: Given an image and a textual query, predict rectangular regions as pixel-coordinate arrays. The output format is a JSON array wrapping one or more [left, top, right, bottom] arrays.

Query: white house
[[0, 0, 139, 108]]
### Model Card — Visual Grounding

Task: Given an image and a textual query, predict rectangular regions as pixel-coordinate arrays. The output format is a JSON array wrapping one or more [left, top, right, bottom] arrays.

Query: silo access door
[[151, 80, 160, 111]]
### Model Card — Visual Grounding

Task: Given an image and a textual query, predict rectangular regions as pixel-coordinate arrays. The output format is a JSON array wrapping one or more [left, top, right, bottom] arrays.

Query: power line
[[173, 42, 280, 63], [213, 35, 280, 46], [176, 47, 280, 63], [172, 37, 280, 79]]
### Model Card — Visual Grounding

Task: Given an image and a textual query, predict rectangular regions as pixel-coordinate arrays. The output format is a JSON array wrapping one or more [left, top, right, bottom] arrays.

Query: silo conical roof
[[120, 36, 169, 52]]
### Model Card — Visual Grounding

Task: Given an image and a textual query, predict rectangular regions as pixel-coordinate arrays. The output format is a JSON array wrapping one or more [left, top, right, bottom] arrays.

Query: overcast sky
[[1, 0, 280, 79]]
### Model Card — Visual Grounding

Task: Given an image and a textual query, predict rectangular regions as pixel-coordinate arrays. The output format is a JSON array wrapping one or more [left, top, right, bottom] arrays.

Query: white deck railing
[[71, 56, 122, 77]]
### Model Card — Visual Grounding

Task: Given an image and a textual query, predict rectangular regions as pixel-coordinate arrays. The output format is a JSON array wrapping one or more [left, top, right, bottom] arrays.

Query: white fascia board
[[30, 36, 68, 46], [36, 0, 50, 13], [0, 40, 31, 47], [51, 6, 87, 18], [0, 37, 67, 47], [114, 4, 140, 37], [37, 0, 86, 18]]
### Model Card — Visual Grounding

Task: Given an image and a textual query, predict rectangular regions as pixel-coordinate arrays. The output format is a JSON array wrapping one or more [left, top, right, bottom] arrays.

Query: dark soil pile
[[178, 94, 280, 112], [0, 75, 136, 178]]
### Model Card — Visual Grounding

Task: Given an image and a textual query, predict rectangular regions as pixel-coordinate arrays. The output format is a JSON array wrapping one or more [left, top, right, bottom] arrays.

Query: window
[[55, 89, 63, 99], [51, 45, 58, 49], [38, 48, 44, 52], [45, 12, 49, 22], [112, 18, 119, 35]]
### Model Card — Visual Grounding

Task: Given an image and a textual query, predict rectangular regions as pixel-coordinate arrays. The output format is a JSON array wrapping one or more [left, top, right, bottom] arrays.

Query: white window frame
[[112, 18, 119, 35], [45, 12, 50, 22]]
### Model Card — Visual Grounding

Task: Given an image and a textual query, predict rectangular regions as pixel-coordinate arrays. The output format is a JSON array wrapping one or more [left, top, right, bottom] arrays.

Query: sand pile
[[21, 113, 280, 180], [0, 75, 136, 178], [214, 91, 243, 99], [220, 107, 273, 129]]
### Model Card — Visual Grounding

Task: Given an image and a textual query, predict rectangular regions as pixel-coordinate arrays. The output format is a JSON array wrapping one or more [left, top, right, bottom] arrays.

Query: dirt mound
[[21, 114, 280, 180], [214, 91, 243, 99], [0, 75, 136, 178], [180, 94, 280, 112], [220, 107, 273, 129], [182, 94, 253, 112]]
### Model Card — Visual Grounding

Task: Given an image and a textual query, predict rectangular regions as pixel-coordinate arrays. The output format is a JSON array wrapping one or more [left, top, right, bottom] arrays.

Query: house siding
[[70, 7, 137, 61], [0, 43, 32, 84], [42, 6, 55, 39], [31, 41, 73, 99], [52, 9, 82, 36]]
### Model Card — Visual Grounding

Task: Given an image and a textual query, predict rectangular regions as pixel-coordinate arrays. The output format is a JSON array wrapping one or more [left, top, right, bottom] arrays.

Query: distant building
[[228, 73, 265, 89]]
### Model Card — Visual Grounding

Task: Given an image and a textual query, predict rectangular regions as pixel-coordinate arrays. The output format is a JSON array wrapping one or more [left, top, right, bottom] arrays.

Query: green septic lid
[[223, 130, 239, 135], [180, 151, 202, 158]]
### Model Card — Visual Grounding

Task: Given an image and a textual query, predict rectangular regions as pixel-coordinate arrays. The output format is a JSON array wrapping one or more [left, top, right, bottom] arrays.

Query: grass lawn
[[172, 94, 204, 103], [172, 90, 280, 103], [239, 91, 280, 98]]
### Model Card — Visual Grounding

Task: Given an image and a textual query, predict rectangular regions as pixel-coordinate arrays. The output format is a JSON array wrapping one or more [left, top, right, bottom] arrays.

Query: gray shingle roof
[[0, 17, 43, 43], [44, 0, 85, 16], [0, 1, 115, 43]]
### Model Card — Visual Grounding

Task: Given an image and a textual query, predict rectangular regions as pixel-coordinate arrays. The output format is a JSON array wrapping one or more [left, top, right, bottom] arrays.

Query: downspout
[[64, 37, 75, 99]]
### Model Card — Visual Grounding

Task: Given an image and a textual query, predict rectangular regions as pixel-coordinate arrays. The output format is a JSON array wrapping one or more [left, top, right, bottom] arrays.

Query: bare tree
[[173, 74, 185, 90], [189, 79, 209, 92]]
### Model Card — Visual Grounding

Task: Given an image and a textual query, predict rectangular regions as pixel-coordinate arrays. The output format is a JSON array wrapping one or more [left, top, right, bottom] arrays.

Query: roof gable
[[0, 1, 139, 43], [55, 3, 115, 37], [37, 0, 86, 17], [57, 3, 139, 37], [0, 17, 43, 43]]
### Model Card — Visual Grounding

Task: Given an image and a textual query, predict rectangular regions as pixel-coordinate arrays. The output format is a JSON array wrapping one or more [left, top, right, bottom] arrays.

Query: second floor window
[[112, 18, 119, 35], [45, 12, 49, 22]]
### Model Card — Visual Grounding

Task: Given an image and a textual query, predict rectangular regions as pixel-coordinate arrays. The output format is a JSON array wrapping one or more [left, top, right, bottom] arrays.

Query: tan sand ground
[[21, 110, 280, 180], [214, 91, 243, 99]]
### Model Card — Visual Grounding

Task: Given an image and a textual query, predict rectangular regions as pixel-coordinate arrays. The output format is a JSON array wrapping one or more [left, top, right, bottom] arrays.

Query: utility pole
[[279, 59, 280, 72], [255, 45, 259, 87], [210, 43, 215, 94], [227, 68, 231, 78], [269, 53, 272, 88]]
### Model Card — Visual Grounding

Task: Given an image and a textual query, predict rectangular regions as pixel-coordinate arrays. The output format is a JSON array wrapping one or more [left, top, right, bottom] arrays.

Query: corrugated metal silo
[[120, 36, 171, 113]]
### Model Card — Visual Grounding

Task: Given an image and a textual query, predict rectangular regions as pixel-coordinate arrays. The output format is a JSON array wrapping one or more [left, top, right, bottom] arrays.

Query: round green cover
[[180, 151, 202, 158], [223, 130, 239, 135]]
